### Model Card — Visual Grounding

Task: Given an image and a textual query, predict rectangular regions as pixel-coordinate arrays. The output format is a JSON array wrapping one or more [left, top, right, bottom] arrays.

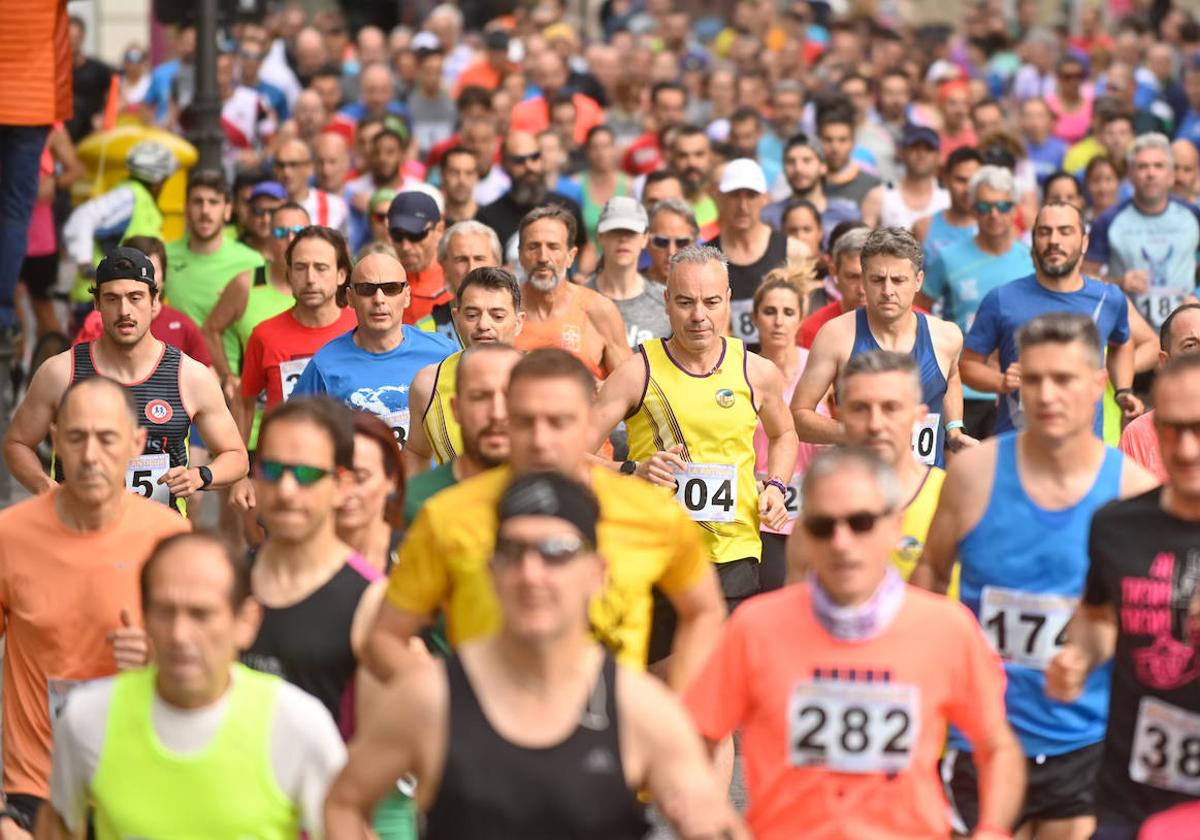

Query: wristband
[[974, 824, 1013, 840], [764, 477, 788, 496], [1115, 387, 1135, 398], [945, 420, 965, 431]]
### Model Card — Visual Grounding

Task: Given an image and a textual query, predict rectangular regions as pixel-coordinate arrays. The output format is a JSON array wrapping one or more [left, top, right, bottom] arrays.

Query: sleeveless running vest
[[625, 338, 761, 563], [242, 555, 378, 732], [895, 466, 960, 599], [953, 434, 1122, 757], [850, 308, 948, 468], [422, 351, 462, 465], [90, 664, 297, 840], [426, 653, 648, 840], [515, 286, 606, 380], [712, 229, 789, 350], [234, 267, 294, 362]]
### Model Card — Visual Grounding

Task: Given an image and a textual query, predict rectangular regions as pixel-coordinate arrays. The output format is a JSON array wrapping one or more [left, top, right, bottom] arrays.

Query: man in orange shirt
[[685, 446, 1024, 840], [0, 376, 189, 832]]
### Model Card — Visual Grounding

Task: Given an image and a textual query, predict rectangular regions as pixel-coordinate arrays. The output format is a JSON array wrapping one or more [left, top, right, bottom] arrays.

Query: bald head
[[54, 376, 147, 501], [351, 251, 406, 282], [360, 63, 395, 114], [1173, 139, 1200, 201], [345, 252, 409, 334], [314, 132, 350, 192], [504, 131, 538, 158], [533, 52, 568, 96], [59, 376, 138, 428]]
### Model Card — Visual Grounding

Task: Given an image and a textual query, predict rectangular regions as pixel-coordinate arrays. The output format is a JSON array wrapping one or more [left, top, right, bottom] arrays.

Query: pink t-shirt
[[753, 349, 824, 535], [1119, 410, 1165, 483], [1047, 90, 1095, 145]]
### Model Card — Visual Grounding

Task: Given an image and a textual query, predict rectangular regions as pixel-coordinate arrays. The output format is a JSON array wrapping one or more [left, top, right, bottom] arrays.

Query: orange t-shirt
[[509, 92, 604, 146], [685, 584, 1007, 840], [403, 262, 452, 326], [0, 490, 190, 797]]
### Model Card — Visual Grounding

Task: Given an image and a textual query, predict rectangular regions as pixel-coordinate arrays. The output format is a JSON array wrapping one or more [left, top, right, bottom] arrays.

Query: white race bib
[[278, 358, 310, 402], [1141, 290, 1188, 329], [125, 453, 170, 506], [729, 298, 759, 345], [48, 678, 83, 721], [382, 409, 411, 448], [911, 413, 940, 466], [757, 471, 802, 521], [1130, 696, 1200, 795], [979, 586, 1075, 670], [788, 681, 919, 774], [674, 463, 738, 523]]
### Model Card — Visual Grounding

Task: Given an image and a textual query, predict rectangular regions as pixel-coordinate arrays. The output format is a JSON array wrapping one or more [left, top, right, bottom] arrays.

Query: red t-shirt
[[73, 304, 212, 367], [797, 300, 847, 349], [621, 132, 663, 176], [403, 263, 452, 326], [1119, 409, 1165, 482], [240, 307, 357, 408]]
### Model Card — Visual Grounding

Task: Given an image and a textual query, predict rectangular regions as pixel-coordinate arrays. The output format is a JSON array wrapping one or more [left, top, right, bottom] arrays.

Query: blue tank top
[[951, 433, 1122, 757], [850, 309, 948, 467]]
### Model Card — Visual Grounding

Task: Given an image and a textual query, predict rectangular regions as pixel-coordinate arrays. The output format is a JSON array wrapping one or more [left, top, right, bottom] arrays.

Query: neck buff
[[809, 566, 907, 642]]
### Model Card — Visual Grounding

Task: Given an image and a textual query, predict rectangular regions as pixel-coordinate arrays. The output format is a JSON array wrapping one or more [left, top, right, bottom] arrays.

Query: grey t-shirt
[[586, 276, 672, 348]]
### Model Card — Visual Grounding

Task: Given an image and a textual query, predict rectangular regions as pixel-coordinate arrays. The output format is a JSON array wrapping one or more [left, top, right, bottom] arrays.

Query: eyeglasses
[[802, 509, 892, 539], [975, 200, 1015, 215], [1154, 418, 1200, 441], [1059, 71, 1084, 81], [272, 225, 306, 239], [506, 150, 542, 166], [493, 534, 590, 566], [257, 460, 333, 486], [250, 205, 278, 217], [352, 281, 408, 297], [390, 226, 432, 244], [373, 211, 389, 222], [650, 235, 693, 249], [274, 158, 311, 169]]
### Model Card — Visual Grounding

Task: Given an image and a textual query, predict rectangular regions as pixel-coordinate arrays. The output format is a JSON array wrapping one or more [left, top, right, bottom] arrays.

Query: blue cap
[[387, 191, 441, 235], [901, 125, 941, 150], [249, 181, 288, 201]]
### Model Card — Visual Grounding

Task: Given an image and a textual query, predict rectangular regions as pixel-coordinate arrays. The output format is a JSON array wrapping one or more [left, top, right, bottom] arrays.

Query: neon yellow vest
[[893, 466, 960, 599], [423, 351, 463, 464], [90, 664, 298, 840], [72, 180, 165, 303], [625, 337, 761, 563]]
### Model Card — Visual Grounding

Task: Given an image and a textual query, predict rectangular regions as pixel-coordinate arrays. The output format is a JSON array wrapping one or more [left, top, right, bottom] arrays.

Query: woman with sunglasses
[[1048, 56, 1094, 144], [576, 125, 631, 248], [336, 411, 406, 575]]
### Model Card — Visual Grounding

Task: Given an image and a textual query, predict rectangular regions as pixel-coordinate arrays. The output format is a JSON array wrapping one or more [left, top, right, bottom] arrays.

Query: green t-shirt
[[403, 461, 458, 526], [164, 237, 264, 373]]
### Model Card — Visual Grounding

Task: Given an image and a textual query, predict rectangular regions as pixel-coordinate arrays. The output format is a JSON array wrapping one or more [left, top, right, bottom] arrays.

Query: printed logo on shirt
[[561, 323, 583, 352], [1121, 550, 1200, 690], [145, 399, 174, 425], [714, 388, 735, 408]]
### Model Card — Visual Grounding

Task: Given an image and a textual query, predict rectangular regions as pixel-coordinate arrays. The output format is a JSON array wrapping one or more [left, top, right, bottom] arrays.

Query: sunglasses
[[1154, 418, 1200, 440], [506, 150, 542, 166], [650, 235, 693, 249], [274, 159, 311, 170], [975, 200, 1015, 215], [1059, 72, 1084, 81], [352, 281, 408, 297], [250, 205, 277, 217], [493, 534, 589, 566], [390, 226, 432, 244], [802, 509, 892, 539], [373, 211, 389, 222], [272, 225, 306, 239], [257, 460, 333, 486], [239, 51, 264, 62]]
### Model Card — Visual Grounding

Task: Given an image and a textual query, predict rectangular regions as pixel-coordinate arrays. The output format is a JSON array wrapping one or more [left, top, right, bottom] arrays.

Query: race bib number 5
[[674, 463, 737, 523], [126, 453, 170, 505], [730, 298, 759, 345], [979, 586, 1075, 670], [788, 681, 919, 774], [278, 358, 310, 402], [1130, 696, 1200, 795], [911, 413, 940, 466]]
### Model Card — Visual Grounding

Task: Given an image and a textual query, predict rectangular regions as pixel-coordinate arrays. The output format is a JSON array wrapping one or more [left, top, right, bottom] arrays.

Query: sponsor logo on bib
[[145, 399, 173, 425], [715, 388, 735, 408]]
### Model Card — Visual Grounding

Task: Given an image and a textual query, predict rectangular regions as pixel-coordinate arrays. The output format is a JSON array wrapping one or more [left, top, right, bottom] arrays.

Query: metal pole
[[190, 0, 223, 172]]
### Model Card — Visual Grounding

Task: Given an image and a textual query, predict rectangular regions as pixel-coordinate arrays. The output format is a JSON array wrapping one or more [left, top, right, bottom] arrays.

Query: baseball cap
[[497, 471, 600, 548], [96, 247, 156, 289], [387, 191, 441, 235], [901, 125, 941, 150], [485, 29, 510, 52], [718, 158, 768, 194], [597, 196, 648, 234], [411, 31, 442, 53], [249, 181, 288, 201]]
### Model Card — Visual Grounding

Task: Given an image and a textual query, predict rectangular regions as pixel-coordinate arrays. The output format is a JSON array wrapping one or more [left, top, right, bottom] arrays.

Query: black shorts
[[941, 741, 1102, 833], [759, 532, 787, 593], [963, 398, 997, 441], [646, 557, 761, 665], [21, 253, 57, 300], [3, 792, 44, 830]]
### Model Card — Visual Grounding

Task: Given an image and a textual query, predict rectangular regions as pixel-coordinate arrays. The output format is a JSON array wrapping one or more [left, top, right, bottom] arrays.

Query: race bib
[[979, 586, 1075, 670], [278, 358, 310, 402], [1130, 696, 1200, 795], [911, 413, 940, 466], [125, 453, 170, 506], [382, 409, 411, 448], [1140, 290, 1188, 329], [757, 471, 802, 520], [788, 680, 919, 774], [48, 678, 83, 721], [729, 298, 759, 345], [674, 463, 737, 523]]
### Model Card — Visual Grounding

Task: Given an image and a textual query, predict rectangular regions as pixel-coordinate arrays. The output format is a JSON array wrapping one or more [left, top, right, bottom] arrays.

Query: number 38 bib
[[674, 463, 737, 522], [788, 680, 920, 774], [1130, 696, 1200, 795]]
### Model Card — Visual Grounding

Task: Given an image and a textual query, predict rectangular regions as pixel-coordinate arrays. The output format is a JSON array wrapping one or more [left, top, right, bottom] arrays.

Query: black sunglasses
[[390, 226, 432, 244], [257, 460, 333, 486], [352, 281, 408, 297], [506, 150, 542, 166], [650, 235, 693, 249], [802, 509, 892, 539], [493, 534, 589, 566], [274, 158, 311, 169]]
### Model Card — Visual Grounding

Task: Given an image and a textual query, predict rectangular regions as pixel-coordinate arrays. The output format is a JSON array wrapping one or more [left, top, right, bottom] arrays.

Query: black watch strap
[[620, 460, 637, 475], [198, 465, 214, 489]]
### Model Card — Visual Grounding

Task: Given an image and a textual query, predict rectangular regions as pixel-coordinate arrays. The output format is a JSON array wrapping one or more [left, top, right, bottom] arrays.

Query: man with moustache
[[415, 220, 503, 348], [667, 125, 720, 241]]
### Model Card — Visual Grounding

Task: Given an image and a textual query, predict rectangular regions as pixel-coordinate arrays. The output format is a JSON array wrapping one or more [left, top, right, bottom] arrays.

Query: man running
[[912, 146, 983, 264], [1047, 352, 1200, 839], [387, 191, 452, 326], [591, 243, 798, 617], [366, 350, 725, 689], [792, 226, 968, 469], [404, 267, 524, 473], [5, 248, 247, 510], [797, 226, 869, 349], [291, 251, 456, 447], [912, 313, 1159, 839], [585, 197, 671, 348], [685, 447, 1024, 840], [41, 532, 344, 840], [0, 378, 188, 833], [415, 219, 502, 346], [327, 472, 743, 840]]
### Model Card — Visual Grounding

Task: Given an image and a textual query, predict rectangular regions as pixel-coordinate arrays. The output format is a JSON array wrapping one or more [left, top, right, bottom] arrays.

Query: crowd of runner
[[0, 0, 1199, 837]]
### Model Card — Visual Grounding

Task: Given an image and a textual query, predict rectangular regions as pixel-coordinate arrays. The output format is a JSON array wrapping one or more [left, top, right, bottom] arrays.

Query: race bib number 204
[[674, 463, 737, 523], [788, 681, 920, 774]]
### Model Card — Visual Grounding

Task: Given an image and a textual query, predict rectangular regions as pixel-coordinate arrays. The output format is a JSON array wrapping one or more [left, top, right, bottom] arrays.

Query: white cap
[[596, 196, 648, 234], [718, 158, 768, 195], [411, 31, 442, 52]]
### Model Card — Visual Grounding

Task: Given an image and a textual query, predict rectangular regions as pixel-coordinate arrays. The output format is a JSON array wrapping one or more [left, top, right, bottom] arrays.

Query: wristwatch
[[197, 465, 214, 489], [619, 460, 638, 475]]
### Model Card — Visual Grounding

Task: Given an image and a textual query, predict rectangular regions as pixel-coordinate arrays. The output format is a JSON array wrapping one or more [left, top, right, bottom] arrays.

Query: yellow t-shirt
[[386, 465, 711, 669], [892, 466, 959, 599], [421, 351, 462, 465]]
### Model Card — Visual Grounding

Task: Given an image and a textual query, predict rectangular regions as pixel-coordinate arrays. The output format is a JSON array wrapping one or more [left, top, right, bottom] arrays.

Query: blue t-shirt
[[921, 210, 976, 275], [924, 238, 1034, 401], [1026, 136, 1067, 186], [761, 197, 860, 248], [1085, 197, 1200, 328], [291, 325, 456, 446], [965, 273, 1130, 435], [1177, 110, 1200, 153]]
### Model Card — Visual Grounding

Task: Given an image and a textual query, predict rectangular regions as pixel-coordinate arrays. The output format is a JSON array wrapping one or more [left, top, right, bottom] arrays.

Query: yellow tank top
[[422, 351, 462, 464], [893, 466, 959, 599], [625, 337, 761, 564]]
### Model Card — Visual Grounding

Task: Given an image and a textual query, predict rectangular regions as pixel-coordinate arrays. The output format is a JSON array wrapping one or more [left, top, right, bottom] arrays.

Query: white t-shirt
[[299, 188, 350, 235], [49, 669, 346, 839], [879, 182, 950, 231]]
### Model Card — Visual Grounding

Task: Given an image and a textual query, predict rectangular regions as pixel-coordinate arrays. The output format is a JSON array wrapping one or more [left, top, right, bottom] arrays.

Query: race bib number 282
[[788, 680, 920, 774]]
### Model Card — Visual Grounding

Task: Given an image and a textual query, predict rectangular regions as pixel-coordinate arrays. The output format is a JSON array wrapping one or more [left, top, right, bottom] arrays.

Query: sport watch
[[619, 460, 638, 475], [197, 465, 214, 489]]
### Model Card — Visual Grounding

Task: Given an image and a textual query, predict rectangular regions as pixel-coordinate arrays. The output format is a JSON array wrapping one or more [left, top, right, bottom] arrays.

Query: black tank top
[[241, 556, 377, 730], [427, 652, 648, 840], [713, 228, 789, 303]]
